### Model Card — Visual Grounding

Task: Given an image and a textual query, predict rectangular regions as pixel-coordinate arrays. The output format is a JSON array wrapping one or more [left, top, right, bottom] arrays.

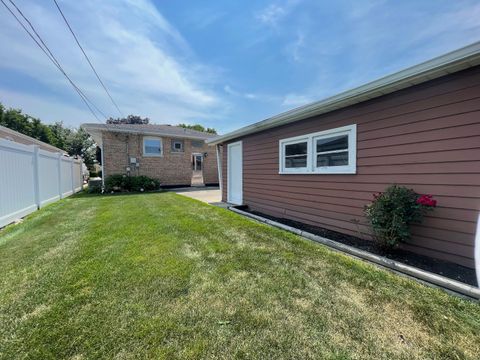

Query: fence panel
[[60, 157, 73, 198], [0, 140, 37, 227], [0, 138, 84, 228], [73, 160, 82, 192], [38, 150, 60, 207]]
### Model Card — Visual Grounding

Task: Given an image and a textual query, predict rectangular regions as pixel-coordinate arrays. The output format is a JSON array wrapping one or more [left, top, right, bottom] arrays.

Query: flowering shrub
[[105, 175, 160, 193], [364, 185, 436, 249], [416, 194, 437, 207]]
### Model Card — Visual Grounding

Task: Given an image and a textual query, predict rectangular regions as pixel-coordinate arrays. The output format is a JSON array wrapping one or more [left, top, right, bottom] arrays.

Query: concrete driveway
[[174, 187, 223, 205]]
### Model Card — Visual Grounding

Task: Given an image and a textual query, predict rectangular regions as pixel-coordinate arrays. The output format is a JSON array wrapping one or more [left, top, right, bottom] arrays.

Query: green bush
[[90, 170, 103, 178], [364, 185, 436, 249], [104, 175, 160, 193]]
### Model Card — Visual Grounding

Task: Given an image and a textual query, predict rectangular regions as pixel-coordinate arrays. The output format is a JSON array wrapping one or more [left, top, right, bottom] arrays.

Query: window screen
[[284, 141, 308, 168]]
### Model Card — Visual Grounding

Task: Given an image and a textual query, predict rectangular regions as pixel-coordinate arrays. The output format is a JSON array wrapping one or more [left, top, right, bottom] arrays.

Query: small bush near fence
[[105, 175, 160, 193], [89, 170, 102, 178], [364, 185, 436, 249]]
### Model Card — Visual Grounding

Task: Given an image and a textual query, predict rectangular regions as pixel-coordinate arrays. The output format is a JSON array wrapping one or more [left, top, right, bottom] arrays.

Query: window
[[283, 138, 309, 171], [191, 140, 204, 148], [171, 139, 184, 152], [143, 137, 162, 156], [279, 124, 356, 174]]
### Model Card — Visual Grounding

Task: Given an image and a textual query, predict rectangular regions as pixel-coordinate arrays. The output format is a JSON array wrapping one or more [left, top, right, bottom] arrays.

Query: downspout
[[475, 213, 480, 287], [215, 144, 223, 193], [101, 136, 105, 190]]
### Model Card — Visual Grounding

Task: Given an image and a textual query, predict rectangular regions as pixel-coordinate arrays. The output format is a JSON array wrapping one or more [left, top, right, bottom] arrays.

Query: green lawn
[[0, 193, 479, 359]]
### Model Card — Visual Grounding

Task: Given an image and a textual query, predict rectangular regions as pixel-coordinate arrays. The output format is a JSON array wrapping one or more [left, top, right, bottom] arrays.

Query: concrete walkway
[[174, 187, 224, 206]]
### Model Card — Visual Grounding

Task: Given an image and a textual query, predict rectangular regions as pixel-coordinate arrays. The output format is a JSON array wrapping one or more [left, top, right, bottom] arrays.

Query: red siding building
[[208, 42, 480, 269]]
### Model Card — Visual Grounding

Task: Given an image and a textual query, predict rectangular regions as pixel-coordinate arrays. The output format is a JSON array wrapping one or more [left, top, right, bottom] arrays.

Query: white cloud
[[0, 88, 93, 127], [256, 4, 286, 26], [285, 31, 305, 62], [224, 85, 280, 102], [256, 0, 301, 27], [282, 93, 315, 107], [0, 0, 223, 126]]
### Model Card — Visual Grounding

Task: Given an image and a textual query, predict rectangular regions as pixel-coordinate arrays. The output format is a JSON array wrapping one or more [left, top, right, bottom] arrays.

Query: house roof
[[82, 123, 217, 146], [0, 125, 66, 154], [207, 41, 480, 145]]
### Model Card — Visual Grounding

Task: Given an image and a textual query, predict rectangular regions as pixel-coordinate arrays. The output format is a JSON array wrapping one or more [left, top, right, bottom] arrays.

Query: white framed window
[[171, 139, 184, 152], [143, 137, 163, 157], [279, 124, 356, 174]]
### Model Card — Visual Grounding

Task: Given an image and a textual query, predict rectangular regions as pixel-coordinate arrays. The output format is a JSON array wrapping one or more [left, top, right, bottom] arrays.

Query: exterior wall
[[222, 66, 480, 268], [102, 132, 218, 186]]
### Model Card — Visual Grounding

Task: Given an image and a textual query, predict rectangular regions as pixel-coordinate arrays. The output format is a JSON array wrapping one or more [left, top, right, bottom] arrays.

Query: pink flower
[[416, 194, 437, 207], [373, 192, 382, 199]]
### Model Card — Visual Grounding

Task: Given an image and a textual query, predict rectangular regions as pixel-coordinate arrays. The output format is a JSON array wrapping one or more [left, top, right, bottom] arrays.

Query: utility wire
[[6, 0, 108, 120], [1, 0, 108, 123], [52, 0, 123, 118]]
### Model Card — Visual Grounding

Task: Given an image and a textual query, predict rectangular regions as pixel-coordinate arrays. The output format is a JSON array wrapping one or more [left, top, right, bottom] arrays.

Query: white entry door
[[227, 141, 243, 204]]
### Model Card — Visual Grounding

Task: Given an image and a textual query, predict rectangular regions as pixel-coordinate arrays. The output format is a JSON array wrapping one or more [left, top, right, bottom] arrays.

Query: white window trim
[[172, 139, 184, 152], [143, 136, 163, 157], [279, 124, 356, 174]]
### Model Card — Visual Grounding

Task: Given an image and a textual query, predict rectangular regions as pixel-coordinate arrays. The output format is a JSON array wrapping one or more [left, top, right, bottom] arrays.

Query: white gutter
[[215, 144, 223, 193], [100, 141, 105, 189], [208, 41, 480, 145], [82, 124, 215, 141]]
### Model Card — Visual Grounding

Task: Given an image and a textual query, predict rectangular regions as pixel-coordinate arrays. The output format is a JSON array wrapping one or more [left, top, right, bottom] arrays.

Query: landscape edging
[[229, 206, 480, 300]]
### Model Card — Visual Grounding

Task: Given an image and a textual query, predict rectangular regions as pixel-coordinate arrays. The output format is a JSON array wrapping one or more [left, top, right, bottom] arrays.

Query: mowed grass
[[0, 193, 479, 359]]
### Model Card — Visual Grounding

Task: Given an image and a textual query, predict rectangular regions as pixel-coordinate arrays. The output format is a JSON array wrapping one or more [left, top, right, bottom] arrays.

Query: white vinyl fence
[[0, 138, 83, 228]]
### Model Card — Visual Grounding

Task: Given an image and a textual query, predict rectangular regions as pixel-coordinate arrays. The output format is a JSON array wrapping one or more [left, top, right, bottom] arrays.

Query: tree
[[106, 115, 149, 124], [48, 121, 71, 150], [0, 107, 32, 135], [177, 123, 217, 134], [65, 127, 96, 168], [0, 102, 96, 169]]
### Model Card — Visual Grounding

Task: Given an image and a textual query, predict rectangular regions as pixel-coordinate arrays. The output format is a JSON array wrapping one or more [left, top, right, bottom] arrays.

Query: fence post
[[57, 153, 63, 199], [32, 145, 40, 209]]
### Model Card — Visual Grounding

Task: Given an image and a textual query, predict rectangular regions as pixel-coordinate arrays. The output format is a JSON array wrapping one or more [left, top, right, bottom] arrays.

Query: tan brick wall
[[102, 132, 218, 186]]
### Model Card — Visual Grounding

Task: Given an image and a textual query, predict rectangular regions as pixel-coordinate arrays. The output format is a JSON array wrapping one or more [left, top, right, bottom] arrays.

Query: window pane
[[285, 142, 307, 156], [316, 151, 348, 167], [144, 139, 161, 154], [285, 155, 307, 168], [171, 139, 184, 151], [316, 135, 348, 152]]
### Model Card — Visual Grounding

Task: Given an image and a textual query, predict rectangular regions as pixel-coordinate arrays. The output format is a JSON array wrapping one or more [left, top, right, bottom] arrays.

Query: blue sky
[[1, 0, 480, 133]]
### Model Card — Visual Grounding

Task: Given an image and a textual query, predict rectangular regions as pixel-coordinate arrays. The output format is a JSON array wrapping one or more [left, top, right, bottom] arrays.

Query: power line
[[52, 0, 124, 118], [5, 0, 108, 120], [1, 0, 108, 123]]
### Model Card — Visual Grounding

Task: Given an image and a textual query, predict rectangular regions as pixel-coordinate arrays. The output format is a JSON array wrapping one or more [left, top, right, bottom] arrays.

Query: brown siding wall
[[103, 132, 218, 186], [222, 66, 480, 268]]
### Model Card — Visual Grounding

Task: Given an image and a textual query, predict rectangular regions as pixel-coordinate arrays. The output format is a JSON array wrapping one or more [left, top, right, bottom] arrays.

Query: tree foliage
[[0, 102, 96, 168], [177, 123, 217, 134], [106, 115, 149, 124]]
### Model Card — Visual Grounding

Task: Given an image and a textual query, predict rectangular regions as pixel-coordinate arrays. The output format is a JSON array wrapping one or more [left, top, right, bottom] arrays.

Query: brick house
[[82, 124, 219, 187]]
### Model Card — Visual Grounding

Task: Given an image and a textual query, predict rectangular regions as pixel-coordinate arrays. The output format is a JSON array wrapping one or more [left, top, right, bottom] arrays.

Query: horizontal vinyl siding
[[222, 66, 480, 268]]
